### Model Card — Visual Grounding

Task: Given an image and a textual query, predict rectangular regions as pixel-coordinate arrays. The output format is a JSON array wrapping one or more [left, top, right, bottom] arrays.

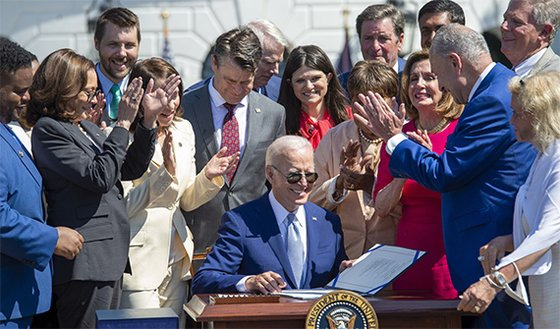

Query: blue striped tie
[[285, 213, 304, 288]]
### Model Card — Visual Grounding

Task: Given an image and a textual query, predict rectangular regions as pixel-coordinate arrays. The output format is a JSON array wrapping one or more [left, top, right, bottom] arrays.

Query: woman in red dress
[[278, 45, 352, 149], [373, 50, 463, 299]]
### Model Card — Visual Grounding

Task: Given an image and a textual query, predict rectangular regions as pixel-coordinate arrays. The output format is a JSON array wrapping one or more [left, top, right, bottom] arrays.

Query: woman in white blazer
[[119, 58, 237, 324], [459, 72, 560, 328]]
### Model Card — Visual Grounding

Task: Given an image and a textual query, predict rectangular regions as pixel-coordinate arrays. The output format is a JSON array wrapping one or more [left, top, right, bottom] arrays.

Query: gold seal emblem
[[305, 290, 378, 329]]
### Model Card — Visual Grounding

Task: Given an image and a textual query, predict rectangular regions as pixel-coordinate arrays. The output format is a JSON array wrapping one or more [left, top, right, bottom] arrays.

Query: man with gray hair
[[501, 0, 560, 77], [247, 19, 289, 101], [187, 20, 289, 102], [354, 23, 534, 328], [192, 136, 349, 294], [182, 27, 285, 271], [338, 3, 406, 94]]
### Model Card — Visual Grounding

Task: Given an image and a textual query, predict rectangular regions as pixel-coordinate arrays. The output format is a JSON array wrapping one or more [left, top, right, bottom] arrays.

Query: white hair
[[247, 19, 289, 48], [430, 23, 490, 67], [265, 136, 312, 167], [530, 0, 560, 41]]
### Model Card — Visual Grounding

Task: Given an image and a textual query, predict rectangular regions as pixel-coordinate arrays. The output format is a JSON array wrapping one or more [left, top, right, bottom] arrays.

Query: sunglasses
[[83, 89, 101, 103], [270, 165, 318, 184]]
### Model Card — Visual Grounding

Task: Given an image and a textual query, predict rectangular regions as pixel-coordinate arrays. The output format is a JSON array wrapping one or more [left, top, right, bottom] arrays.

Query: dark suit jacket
[[389, 63, 536, 292], [182, 82, 285, 263], [31, 118, 156, 285], [192, 193, 347, 294], [0, 124, 58, 321]]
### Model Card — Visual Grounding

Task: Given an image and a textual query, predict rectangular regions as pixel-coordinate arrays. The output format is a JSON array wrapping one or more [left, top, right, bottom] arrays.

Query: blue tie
[[109, 84, 122, 120], [285, 213, 304, 288]]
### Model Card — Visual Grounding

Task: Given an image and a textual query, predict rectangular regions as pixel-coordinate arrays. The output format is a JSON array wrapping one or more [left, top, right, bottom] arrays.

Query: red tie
[[222, 103, 239, 183]]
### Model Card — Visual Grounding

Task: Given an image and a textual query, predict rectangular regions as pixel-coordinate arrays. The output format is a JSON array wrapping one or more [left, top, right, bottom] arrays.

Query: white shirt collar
[[468, 62, 496, 103], [513, 47, 547, 78], [392, 60, 399, 73], [268, 190, 306, 229], [208, 77, 249, 109]]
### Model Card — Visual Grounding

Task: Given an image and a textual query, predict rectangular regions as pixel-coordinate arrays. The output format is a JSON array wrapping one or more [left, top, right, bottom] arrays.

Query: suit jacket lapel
[[230, 92, 261, 188], [59, 121, 99, 157], [1, 124, 41, 186], [80, 120, 106, 149], [256, 194, 299, 288], [192, 85, 219, 159]]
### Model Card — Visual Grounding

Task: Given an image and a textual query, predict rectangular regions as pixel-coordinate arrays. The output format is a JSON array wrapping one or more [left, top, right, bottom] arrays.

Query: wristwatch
[[492, 270, 508, 288]]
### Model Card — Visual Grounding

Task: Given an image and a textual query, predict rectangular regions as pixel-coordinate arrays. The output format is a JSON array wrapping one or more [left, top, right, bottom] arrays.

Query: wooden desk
[[186, 293, 468, 328]]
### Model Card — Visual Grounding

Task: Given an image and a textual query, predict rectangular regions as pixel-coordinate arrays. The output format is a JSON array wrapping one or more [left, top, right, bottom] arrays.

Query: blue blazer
[[0, 124, 58, 321], [192, 193, 347, 294], [389, 63, 536, 292]]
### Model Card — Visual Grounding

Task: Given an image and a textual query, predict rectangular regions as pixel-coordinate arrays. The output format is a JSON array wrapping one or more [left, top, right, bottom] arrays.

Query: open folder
[[277, 244, 426, 299]]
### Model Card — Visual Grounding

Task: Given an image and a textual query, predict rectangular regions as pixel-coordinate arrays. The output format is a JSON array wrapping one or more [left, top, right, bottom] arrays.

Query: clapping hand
[[337, 139, 375, 192], [204, 147, 240, 180], [116, 77, 144, 130], [353, 92, 406, 141], [407, 129, 433, 151], [142, 75, 181, 129], [161, 130, 176, 177], [84, 91, 106, 127]]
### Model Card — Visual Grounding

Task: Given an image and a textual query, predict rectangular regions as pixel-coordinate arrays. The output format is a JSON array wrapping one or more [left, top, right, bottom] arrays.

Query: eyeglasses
[[83, 89, 101, 102], [270, 165, 318, 184]]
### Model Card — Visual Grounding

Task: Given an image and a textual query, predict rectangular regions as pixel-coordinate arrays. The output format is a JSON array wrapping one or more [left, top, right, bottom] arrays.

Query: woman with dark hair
[[278, 45, 352, 149], [119, 58, 237, 325], [27, 48, 176, 328], [373, 50, 463, 299]]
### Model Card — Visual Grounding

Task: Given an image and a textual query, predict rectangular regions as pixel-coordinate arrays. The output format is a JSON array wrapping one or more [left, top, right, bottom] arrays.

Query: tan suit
[[310, 120, 398, 259], [121, 119, 223, 309]]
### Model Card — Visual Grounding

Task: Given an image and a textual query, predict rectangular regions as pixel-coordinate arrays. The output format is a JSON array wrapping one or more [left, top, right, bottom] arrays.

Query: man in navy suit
[[338, 4, 406, 94], [355, 24, 534, 328], [0, 38, 83, 329], [192, 136, 349, 294]]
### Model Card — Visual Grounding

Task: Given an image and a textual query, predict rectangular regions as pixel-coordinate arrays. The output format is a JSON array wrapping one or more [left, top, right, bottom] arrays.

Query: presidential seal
[[305, 290, 378, 329]]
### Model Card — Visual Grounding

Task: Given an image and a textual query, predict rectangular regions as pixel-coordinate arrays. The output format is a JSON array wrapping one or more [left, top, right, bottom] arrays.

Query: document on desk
[[327, 244, 426, 295]]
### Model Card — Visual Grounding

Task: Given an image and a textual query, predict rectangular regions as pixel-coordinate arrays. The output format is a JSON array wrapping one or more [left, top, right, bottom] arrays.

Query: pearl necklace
[[358, 129, 383, 144], [416, 118, 450, 134]]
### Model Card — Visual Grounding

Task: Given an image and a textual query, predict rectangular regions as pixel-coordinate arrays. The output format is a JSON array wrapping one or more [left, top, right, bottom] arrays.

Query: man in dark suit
[[94, 7, 140, 125], [0, 39, 83, 329], [338, 4, 406, 94], [501, 0, 560, 78], [192, 136, 348, 294], [182, 27, 285, 270], [355, 24, 534, 328]]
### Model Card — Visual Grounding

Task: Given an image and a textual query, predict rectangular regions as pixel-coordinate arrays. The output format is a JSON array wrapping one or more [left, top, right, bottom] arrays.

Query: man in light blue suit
[[0, 39, 83, 328], [356, 24, 535, 328], [192, 136, 349, 294]]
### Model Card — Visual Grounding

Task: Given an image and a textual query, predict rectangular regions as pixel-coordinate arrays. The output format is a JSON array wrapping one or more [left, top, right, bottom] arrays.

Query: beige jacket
[[122, 119, 223, 290], [310, 120, 398, 259]]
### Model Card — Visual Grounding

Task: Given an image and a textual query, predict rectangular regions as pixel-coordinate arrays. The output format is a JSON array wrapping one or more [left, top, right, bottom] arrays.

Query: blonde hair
[[509, 72, 560, 152], [401, 50, 463, 121]]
